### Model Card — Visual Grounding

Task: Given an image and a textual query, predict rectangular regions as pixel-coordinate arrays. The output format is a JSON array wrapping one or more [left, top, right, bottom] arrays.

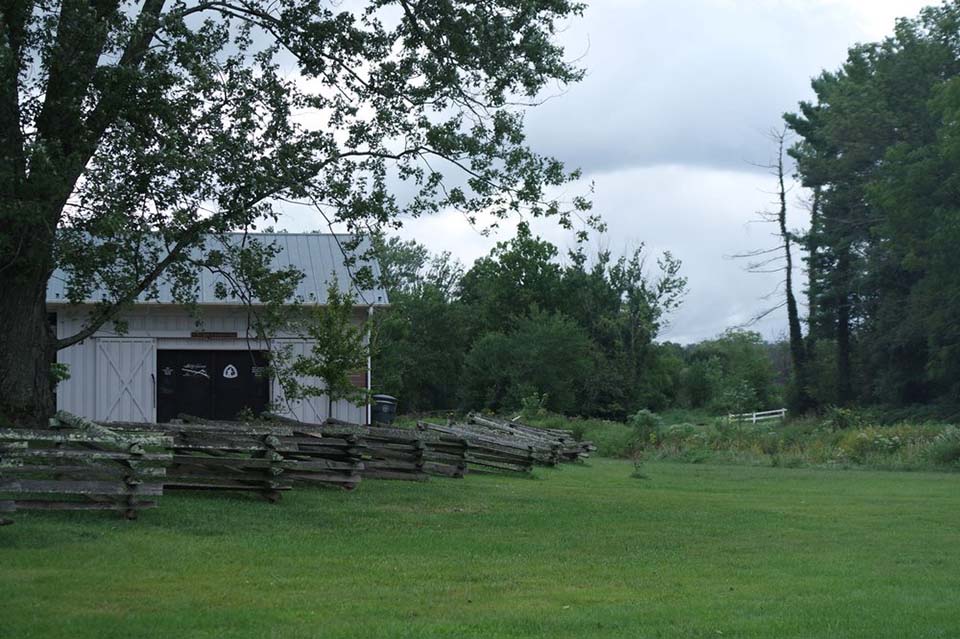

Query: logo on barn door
[[182, 363, 209, 378], [222, 364, 239, 379]]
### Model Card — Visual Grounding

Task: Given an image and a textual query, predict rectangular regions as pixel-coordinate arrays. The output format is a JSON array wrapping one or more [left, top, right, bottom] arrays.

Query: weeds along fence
[[0, 412, 172, 520]]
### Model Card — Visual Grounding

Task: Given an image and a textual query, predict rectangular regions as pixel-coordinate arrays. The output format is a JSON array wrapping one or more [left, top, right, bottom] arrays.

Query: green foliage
[[372, 287, 471, 413], [519, 392, 550, 419], [374, 229, 689, 418], [527, 409, 960, 472], [679, 330, 779, 413], [48, 363, 71, 386], [0, 0, 592, 419], [786, 3, 960, 407], [461, 311, 595, 414], [836, 427, 904, 463], [924, 427, 960, 467], [719, 380, 758, 416], [283, 282, 369, 408], [628, 409, 663, 447], [823, 406, 866, 431]]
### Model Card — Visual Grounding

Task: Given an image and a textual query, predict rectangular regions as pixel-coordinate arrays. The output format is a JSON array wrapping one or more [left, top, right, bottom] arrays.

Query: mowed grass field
[[2, 460, 959, 638]]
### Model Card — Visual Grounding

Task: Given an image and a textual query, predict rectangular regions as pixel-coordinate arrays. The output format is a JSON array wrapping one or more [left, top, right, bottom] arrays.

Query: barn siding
[[55, 305, 369, 424]]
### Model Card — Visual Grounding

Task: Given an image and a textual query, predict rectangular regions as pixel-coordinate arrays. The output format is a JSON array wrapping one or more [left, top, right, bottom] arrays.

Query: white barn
[[48, 233, 388, 425]]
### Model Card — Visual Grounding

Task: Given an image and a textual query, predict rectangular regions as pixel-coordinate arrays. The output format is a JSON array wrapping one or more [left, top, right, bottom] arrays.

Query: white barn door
[[95, 338, 156, 423]]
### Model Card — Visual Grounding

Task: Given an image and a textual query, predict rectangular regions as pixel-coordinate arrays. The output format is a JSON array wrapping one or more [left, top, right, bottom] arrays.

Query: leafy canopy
[[0, 0, 593, 345]]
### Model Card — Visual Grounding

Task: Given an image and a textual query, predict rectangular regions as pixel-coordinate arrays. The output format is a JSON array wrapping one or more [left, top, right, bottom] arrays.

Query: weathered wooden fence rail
[[327, 424, 429, 482], [418, 421, 536, 475], [0, 412, 172, 520], [267, 417, 366, 491], [110, 418, 292, 502], [417, 415, 595, 474], [469, 415, 595, 463], [269, 415, 467, 482]]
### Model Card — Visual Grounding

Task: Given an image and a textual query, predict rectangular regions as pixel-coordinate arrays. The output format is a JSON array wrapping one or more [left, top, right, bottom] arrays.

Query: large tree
[[0, 0, 591, 423], [786, 2, 960, 407]]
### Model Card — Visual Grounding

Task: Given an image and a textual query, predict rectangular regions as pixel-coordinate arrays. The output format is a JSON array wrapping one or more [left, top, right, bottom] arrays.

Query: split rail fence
[[111, 414, 366, 498], [1, 410, 595, 525], [267, 415, 467, 482], [0, 412, 172, 521], [418, 414, 595, 475]]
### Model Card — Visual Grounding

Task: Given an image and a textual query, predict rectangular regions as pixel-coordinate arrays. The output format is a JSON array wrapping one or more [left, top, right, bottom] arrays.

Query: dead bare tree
[[731, 128, 813, 412]]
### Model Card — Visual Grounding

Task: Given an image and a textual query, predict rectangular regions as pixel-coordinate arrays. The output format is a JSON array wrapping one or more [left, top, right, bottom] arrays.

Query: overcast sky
[[279, 0, 932, 344]]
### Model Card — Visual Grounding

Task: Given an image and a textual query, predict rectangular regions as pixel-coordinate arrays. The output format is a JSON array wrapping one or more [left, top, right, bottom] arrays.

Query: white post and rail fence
[[727, 408, 788, 424]]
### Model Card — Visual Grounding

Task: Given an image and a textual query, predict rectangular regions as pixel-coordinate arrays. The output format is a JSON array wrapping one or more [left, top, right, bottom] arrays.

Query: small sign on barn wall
[[190, 331, 239, 340]]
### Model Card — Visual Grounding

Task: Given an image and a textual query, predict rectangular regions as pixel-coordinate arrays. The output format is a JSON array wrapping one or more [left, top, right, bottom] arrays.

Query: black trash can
[[371, 394, 398, 425]]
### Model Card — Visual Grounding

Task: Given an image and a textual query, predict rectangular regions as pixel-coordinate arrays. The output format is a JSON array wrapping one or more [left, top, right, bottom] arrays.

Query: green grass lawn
[[2, 460, 959, 638]]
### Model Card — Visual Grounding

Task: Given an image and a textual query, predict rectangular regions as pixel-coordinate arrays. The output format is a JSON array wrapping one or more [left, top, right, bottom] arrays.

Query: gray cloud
[[523, 0, 916, 176], [278, 0, 930, 344]]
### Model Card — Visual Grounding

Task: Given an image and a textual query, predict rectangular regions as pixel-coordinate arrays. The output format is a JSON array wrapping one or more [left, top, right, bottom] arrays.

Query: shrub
[[656, 423, 702, 450], [923, 427, 960, 467], [837, 427, 904, 462], [460, 311, 595, 414], [525, 413, 638, 458], [524, 411, 960, 472], [519, 392, 550, 419], [584, 422, 638, 458], [628, 409, 663, 447], [823, 406, 866, 430]]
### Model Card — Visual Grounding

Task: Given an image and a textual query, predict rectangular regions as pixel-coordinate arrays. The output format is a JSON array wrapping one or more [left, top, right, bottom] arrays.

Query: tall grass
[[525, 409, 960, 472]]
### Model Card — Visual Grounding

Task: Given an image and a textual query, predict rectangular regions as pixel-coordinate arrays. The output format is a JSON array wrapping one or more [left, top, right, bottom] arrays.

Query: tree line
[[372, 229, 783, 418], [780, 2, 960, 413], [374, 2, 960, 420]]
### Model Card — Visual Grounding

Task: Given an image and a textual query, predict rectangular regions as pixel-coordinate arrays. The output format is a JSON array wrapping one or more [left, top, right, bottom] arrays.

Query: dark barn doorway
[[157, 350, 270, 422]]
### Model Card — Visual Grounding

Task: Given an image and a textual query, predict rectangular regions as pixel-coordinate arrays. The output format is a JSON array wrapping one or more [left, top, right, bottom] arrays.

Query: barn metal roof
[[46, 233, 388, 307]]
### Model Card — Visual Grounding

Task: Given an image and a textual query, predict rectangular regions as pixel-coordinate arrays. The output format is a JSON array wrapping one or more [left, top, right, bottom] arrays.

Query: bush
[[524, 413, 637, 458], [628, 409, 663, 447], [579, 422, 637, 458], [837, 427, 904, 462], [823, 406, 866, 430], [460, 311, 595, 414], [923, 427, 960, 467]]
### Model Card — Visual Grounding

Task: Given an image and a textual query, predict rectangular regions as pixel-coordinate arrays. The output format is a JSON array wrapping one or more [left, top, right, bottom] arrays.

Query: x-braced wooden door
[[95, 338, 157, 423]]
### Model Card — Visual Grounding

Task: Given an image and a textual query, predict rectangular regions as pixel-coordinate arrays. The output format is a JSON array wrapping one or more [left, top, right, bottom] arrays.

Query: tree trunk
[[835, 250, 853, 405], [774, 132, 813, 413], [805, 187, 821, 347], [0, 260, 56, 426]]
